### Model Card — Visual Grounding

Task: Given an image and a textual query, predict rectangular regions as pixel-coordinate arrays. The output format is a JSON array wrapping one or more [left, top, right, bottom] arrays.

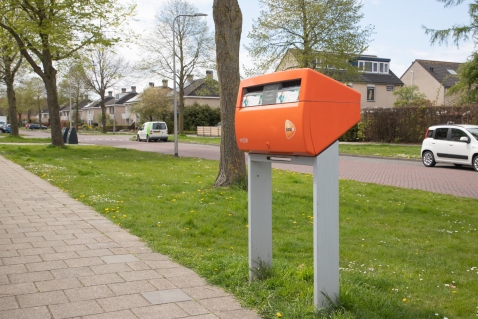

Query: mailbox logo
[[285, 120, 296, 139]]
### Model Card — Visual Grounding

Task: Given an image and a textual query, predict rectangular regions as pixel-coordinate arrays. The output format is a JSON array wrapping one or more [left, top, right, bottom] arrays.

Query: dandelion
[[402, 298, 406, 302], [276, 312, 282, 317]]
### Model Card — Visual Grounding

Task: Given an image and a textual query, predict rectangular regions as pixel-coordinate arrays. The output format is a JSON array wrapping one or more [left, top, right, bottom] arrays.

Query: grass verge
[[0, 145, 476, 319], [0, 135, 52, 143]]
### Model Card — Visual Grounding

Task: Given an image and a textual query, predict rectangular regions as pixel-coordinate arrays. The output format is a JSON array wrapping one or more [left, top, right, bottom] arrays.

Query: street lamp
[[173, 13, 208, 157]]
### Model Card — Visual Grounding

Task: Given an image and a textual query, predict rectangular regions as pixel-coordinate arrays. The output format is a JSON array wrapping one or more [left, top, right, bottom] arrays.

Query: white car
[[421, 124, 478, 171], [137, 121, 168, 142]]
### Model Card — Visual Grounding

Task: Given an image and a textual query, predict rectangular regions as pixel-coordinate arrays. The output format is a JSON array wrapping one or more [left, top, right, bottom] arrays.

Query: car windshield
[[465, 128, 478, 140]]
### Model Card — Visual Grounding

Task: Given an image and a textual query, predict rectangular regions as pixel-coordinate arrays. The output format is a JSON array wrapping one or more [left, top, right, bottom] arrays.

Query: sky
[[125, 0, 473, 90]]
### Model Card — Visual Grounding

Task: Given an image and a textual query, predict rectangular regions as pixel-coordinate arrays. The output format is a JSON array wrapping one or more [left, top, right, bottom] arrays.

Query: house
[[400, 59, 461, 106], [276, 49, 404, 108], [111, 86, 139, 125], [81, 93, 115, 126], [183, 70, 220, 108], [59, 97, 91, 125]]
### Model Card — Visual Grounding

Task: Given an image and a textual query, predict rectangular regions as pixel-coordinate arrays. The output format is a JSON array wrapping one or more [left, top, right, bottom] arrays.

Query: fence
[[197, 126, 221, 137]]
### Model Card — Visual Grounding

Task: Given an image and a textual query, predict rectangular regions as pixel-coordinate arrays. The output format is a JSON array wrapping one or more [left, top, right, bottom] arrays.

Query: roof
[[414, 60, 461, 88], [82, 96, 115, 109], [184, 79, 219, 97], [59, 99, 91, 112], [357, 70, 403, 85], [115, 92, 139, 105]]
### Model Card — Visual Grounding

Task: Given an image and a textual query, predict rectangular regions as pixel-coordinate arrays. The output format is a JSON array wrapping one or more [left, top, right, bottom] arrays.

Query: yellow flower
[[276, 312, 282, 317], [402, 298, 406, 302]]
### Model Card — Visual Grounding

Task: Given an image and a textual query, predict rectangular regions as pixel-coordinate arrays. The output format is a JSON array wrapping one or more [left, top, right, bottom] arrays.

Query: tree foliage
[[245, 0, 374, 77], [139, 0, 215, 134], [393, 85, 430, 107], [424, 0, 478, 47], [183, 103, 220, 131], [131, 87, 172, 123], [0, 0, 135, 145], [448, 51, 478, 104]]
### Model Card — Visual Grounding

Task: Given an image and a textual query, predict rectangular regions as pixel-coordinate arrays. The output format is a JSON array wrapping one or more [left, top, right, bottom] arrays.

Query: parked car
[[6, 124, 10, 133], [137, 121, 168, 142], [28, 124, 48, 130], [421, 124, 478, 172]]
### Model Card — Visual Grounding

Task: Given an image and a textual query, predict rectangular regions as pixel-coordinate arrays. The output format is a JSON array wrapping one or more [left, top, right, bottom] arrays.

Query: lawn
[[0, 144, 476, 319]]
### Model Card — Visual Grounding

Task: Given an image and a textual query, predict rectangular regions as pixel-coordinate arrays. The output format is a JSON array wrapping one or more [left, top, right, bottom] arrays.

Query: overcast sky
[[125, 0, 473, 90]]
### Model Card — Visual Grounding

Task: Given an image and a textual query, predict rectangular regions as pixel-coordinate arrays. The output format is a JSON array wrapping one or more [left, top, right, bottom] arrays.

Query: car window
[[434, 128, 448, 140], [450, 129, 467, 141], [466, 128, 478, 140], [153, 123, 166, 130], [426, 130, 434, 138]]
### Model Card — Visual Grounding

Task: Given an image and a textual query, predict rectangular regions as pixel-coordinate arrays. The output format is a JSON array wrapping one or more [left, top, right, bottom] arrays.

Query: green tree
[[183, 103, 220, 131], [245, 0, 374, 77], [139, 0, 215, 134], [66, 63, 89, 130], [448, 51, 478, 104], [393, 85, 429, 107], [0, 0, 135, 145], [213, 0, 247, 187], [424, 0, 478, 47], [131, 87, 172, 122]]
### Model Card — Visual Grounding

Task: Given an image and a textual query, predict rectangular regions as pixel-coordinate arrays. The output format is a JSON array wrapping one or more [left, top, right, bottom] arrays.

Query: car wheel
[[162, 138, 168, 142], [422, 151, 436, 167], [473, 155, 478, 172], [147, 135, 150, 142]]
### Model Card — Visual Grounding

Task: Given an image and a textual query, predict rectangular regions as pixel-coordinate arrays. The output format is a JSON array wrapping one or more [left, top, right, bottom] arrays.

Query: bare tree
[[139, 0, 215, 134], [66, 64, 89, 130], [213, 0, 246, 187], [83, 47, 131, 133]]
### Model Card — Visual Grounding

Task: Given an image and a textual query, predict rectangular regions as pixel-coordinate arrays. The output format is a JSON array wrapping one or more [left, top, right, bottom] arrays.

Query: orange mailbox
[[235, 68, 361, 156]]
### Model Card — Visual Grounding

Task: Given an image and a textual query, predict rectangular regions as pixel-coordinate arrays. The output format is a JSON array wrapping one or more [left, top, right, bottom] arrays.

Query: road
[[19, 130, 478, 199]]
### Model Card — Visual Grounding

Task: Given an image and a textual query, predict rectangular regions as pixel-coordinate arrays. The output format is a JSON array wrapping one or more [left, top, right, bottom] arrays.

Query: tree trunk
[[100, 91, 107, 133], [213, 0, 247, 187], [43, 72, 64, 146], [2, 54, 19, 137]]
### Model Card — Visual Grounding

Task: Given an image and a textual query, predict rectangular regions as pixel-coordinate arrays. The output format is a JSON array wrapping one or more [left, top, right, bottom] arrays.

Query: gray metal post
[[313, 141, 339, 307], [248, 154, 272, 279]]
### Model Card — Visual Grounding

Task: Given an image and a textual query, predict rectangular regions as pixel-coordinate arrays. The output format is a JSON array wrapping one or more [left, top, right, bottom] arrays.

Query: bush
[[183, 103, 220, 131], [354, 106, 478, 144]]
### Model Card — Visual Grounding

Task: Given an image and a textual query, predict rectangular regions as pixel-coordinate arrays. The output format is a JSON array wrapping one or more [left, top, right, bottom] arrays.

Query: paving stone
[[79, 273, 125, 286], [64, 256, 105, 268], [64, 285, 115, 301], [101, 254, 139, 264], [118, 270, 162, 281], [131, 303, 188, 319], [199, 296, 243, 313], [8, 271, 54, 284], [177, 300, 210, 316], [0, 296, 18, 311], [25, 260, 67, 272], [148, 278, 177, 291], [0, 306, 51, 319], [40, 251, 79, 261], [215, 309, 263, 319], [142, 289, 192, 305], [17, 290, 68, 307], [108, 280, 156, 296], [53, 244, 88, 253], [50, 300, 104, 318], [76, 248, 114, 258], [51, 266, 95, 279], [35, 278, 82, 292], [167, 275, 207, 288], [182, 286, 229, 300], [97, 294, 150, 312], [90, 263, 133, 275], [82, 310, 138, 319], [0, 282, 37, 295], [0, 264, 27, 275], [143, 260, 179, 269]]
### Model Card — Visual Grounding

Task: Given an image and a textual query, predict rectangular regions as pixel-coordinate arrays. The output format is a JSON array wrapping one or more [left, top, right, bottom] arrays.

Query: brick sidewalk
[[0, 156, 261, 319]]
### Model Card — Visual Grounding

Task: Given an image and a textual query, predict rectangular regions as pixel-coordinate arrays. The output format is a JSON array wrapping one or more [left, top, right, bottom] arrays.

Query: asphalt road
[[18, 130, 478, 199]]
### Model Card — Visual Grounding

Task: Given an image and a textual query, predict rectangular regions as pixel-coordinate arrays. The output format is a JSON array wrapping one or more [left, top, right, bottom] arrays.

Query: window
[[367, 86, 375, 101], [373, 62, 378, 72], [434, 128, 448, 140], [109, 106, 114, 114], [386, 86, 394, 91], [426, 130, 434, 138], [450, 129, 467, 141]]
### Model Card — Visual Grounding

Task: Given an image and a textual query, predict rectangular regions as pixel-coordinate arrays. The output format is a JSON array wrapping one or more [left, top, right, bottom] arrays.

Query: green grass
[[339, 143, 421, 159], [0, 135, 52, 143], [0, 144, 476, 319]]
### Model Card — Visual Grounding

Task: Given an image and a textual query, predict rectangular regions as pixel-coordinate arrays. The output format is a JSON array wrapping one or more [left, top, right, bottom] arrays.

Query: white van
[[137, 121, 168, 142]]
